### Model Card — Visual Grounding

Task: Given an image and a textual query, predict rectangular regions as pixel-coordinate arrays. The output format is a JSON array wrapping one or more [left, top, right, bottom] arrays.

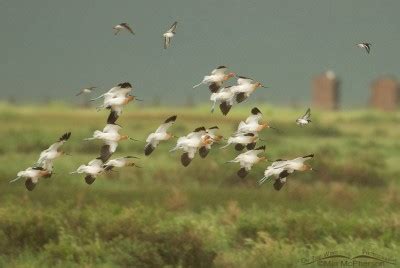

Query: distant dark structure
[[370, 77, 399, 111], [312, 71, 340, 110]]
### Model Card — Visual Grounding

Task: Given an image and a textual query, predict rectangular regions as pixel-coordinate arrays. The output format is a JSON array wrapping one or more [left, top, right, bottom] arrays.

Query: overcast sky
[[1, 0, 399, 106]]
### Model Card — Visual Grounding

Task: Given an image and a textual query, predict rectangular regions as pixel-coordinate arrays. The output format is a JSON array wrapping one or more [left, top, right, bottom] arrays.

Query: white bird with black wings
[[145, 115, 177, 156], [193, 66, 236, 93], [227, 146, 267, 178], [163, 21, 178, 49]]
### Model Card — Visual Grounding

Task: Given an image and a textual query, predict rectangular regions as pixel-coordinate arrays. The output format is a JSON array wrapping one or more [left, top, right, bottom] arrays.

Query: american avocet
[[199, 126, 222, 158], [259, 154, 314, 190], [220, 132, 259, 151], [209, 86, 235, 115], [170, 127, 212, 166], [103, 156, 140, 171], [76, 86, 96, 96], [113, 23, 135, 35], [231, 76, 267, 103], [193, 66, 236, 92], [91, 82, 133, 102], [36, 132, 71, 168], [296, 108, 311, 126], [84, 123, 129, 161], [163, 21, 178, 49], [10, 166, 53, 191], [356, 42, 371, 54], [70, 157, 105, 185], [227, 145, 267, 178], [145, 115, 177, 156], [236, 107, 279, 134]]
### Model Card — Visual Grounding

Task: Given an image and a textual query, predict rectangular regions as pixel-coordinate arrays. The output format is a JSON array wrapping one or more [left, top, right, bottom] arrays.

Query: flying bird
[[84, 123, 130, 161], [220, 132, 259, 151], [193, 66, 236, 92], [36, 132, 71, 168], [209, 86, 235, 115], [145, 115, 177, 156], [231, 76, 268, 103], [236, 107, 279, 134], [356, 42, 371, 54], [114, 23, 135, 35], [199, 126, 223, 158], [296, 108, 311, 126], [227, 146, 267, 178], [103, 156, 140, 171], [259, 154, 314, 190], [70, 157, 105, 185], [170, 127, 213, 167], [76, 87, 96, 96], [10, 166, 52, 191], [163, 21, 178, 49]]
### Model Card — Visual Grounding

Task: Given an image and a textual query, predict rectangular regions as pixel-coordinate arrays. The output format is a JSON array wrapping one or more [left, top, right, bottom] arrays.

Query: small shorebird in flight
[[356, 42, 371, 54], [236, 108, 279, 134], [92, 82, 139, 121], [193, 66, 236, 93], [199, 126, 223, 158], [227, 145, 267, 178], [220, 132, 259, 151], [10, 166, 52, 191], [85, 123, 130, 161], [36, 132, 71, 168], [170, 127, 212, 167], [296, 108, 311, 126], [163, 21, 178, 49], [145, 115, 177, 156], [209, 86, 235, 115], [103, 156, 140, 171], [76, 86, 96, 96], [70, 157, 105, 185], [113, 23, 135, 35], [259, 154, 314, 190], [231, 76, 267, 103]]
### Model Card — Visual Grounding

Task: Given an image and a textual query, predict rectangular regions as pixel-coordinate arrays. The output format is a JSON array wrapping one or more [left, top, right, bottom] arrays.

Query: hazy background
[[1, 0, 399, 106]]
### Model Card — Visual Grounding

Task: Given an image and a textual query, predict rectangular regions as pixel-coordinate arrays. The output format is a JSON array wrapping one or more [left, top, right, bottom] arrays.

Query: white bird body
[[193, 66, 235, 92], [15, 167, 50, 184], [259, 154, 314, 188], [237, 121, 266, 133], [103, 156, 139, 170], [113, 23, 135, 35], [210, 87, 235, 113], [163, 21, 177, 49], [72, 159, 104, 176], [145, 115, 177, 155], [222, 133, 258, 149], [228, 147, 265, 171], [296, 108, 311, 126], [231, 77, 266, 103], [36, 132, 71, 167]]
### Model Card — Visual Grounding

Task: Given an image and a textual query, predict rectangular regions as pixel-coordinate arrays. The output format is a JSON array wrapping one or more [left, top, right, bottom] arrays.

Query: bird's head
[[255, 82, 267, 89], [259, 156, 268, 162], [120, 135, 129, 141], [227, 72, 236, 78], [168, 133, 176, 139], [302, 164, 313, 171]]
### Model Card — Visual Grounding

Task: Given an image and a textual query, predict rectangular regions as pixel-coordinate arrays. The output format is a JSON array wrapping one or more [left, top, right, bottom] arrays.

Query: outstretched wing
[[168, 21, 178, 33], [301, 108, 311, 120], [155, 115, 177, 133]]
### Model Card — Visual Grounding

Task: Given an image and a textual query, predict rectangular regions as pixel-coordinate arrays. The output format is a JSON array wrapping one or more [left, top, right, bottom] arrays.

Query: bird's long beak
[[130, 138, 141, 142], [65, 153, 72, 156], [134, 96, 143, 101], [261, 85, 268, 88], [269, 126, 282, 133]]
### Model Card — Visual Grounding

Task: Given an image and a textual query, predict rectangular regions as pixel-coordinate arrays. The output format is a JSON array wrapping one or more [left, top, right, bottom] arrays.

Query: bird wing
[[301, 108, 311, 120], [155, 115, 177, 133], [164, 36, 170, 49], [211, 66, 227, 75], [103, 124, 121, 134], [245, 114, 262, 124], [167, 21, 178, 33], [47, 132, 71, 151], [105, 140, 118, 154], [88, 158, 103, 167], [236, 76, 254, 85], [122, 23, 135, 34]]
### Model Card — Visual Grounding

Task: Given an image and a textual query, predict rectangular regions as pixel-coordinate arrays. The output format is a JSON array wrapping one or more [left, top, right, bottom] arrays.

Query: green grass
[[0, 102, 399, 267]]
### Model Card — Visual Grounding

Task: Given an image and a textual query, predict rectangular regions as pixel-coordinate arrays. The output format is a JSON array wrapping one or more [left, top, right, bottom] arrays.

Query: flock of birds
[[10, 20, 372, 192]]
